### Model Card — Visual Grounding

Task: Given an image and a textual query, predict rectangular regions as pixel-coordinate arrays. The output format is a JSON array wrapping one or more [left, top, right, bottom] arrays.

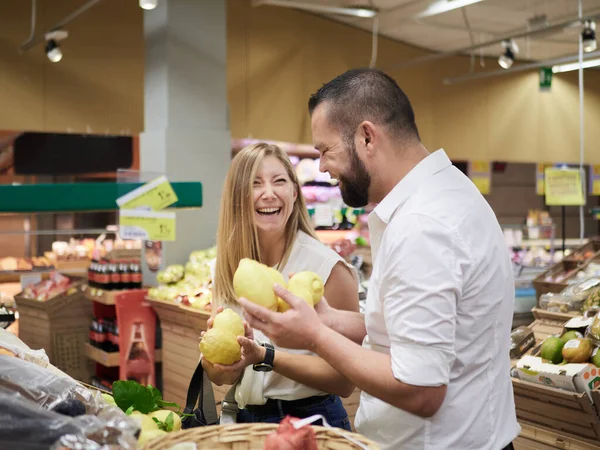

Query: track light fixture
[[498, 39, 518, 69], [139, 0, 158, 10], [582, 20, 597, 53], [44, 30, 68, 63]]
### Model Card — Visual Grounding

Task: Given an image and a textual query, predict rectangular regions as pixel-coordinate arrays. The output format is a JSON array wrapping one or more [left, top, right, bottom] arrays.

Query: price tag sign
[[591, 165, 600, 196], [468, 160, 491, 195], [544, 168, 585, 206], [119, 210, 176, 241], [116, 175, 178, 211]]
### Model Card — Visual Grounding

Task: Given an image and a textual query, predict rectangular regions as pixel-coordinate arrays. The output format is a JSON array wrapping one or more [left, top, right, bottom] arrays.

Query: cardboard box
[[516, 355, 600, 402]]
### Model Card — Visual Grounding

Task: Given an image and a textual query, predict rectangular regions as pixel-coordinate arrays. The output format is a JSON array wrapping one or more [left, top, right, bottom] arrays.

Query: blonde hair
[[214, 143, 317, 307]]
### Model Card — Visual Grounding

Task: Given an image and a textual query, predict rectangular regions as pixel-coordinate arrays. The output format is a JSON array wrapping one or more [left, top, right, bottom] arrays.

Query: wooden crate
[[15, 280, 93, 382], [512, 378, 600, 441], [533, 261, 583, 302], [147, 298, 210, 408], [564, 238, 600, 264], [515, 421, 600, 449]]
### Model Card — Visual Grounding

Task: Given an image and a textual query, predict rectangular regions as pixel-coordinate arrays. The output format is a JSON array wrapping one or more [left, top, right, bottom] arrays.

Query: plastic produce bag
[[0, 355, 106, 414], [0, 391, 139, 450]]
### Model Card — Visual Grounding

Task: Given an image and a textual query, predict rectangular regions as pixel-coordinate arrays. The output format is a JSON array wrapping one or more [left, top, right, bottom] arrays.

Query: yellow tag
[[471, 161, 490, 174], [119, 210, 176, 241], [116, 176, 178, 211], [593, 179, 600, 196], [544, 168, 585, 206], [471, 176, 491, 195]]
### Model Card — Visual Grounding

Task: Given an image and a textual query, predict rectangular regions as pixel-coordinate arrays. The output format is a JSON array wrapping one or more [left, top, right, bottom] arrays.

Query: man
[[239, 68, 519, 449]]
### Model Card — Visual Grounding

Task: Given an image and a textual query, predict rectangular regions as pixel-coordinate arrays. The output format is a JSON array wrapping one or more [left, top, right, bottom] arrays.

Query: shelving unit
[[85, 343, 162, 367]]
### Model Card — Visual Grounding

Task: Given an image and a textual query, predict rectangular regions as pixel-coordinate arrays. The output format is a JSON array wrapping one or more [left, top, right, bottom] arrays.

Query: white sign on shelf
[[314, 204, 334, 227]]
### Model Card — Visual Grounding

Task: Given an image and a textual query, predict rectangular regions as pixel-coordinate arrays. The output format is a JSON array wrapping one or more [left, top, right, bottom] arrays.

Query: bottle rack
[[86, 289, 162, 392]]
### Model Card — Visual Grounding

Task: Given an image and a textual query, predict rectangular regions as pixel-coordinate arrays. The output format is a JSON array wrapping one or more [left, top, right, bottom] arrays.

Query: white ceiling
[[263, 0, 600, 64]]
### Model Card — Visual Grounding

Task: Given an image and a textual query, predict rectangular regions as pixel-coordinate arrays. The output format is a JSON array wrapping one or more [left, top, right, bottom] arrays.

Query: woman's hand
[[200, 306, 256, 384], [213, 335, 266, 372]]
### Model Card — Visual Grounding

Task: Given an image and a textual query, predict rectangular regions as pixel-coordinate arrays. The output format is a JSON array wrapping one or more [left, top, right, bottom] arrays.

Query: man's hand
[[238, 284, 325, 350]]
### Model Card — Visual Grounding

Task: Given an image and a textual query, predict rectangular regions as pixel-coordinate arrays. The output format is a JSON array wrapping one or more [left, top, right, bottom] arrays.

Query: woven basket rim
[[142, 423, 381, 450]]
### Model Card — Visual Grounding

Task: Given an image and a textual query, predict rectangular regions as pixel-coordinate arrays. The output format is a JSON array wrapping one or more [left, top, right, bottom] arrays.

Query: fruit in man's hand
[[199, 328, 241, 365], [287, 271, 324, 306], [233, 259, 279, 311], [213, 308, 245, 338]]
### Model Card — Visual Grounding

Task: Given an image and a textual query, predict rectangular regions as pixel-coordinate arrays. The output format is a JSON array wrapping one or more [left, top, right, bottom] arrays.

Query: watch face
[[253, 363, 273, 372]]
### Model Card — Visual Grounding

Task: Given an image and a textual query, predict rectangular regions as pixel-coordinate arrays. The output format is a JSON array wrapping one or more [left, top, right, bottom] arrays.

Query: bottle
[[111, 320, 120, 353], [130, 260, 142, 289], [124, 322, 151, 385], [119, 260, 132, 290], [89, 317, 99, 348], [108, 260, 120, 291], [96, 261, 110, 292], [87, 259, 96, 288], [95, 318, 107, 350]]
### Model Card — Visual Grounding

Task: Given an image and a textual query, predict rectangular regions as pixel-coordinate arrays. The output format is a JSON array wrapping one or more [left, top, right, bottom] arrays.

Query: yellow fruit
[[562, 338, 594, 363], [233, 258, 278, 311], [148, 409, 182, 431], [138, 428, 167, 445], [130, 411, 159, 432], [266, 267, 286, 288], [101, 393, 116, 405], [213, 308, 245, 337], [288, 271, 324, 305], [199, 328, 241, 365], [278, 286, 313, 312]]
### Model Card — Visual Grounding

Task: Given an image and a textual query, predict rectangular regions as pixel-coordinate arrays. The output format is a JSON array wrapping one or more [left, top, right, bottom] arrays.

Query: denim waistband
[[245, 394, 333, 414]]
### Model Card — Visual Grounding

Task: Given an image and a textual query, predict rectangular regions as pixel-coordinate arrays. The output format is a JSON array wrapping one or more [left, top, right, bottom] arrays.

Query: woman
[[203, 142, 359, 430]]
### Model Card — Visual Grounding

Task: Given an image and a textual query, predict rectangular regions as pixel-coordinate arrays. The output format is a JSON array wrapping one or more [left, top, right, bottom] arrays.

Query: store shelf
[[83, 287, 141, 306], [85, 343, 162, 367], [0, 269, 54, 284], [0, 181, 202, 213], [515, 238, 583, 248]]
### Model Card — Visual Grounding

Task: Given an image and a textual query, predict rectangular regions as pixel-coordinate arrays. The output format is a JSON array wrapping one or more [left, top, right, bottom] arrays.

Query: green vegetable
[[152, 412, 175, 432], [112, 380, 179, 414]]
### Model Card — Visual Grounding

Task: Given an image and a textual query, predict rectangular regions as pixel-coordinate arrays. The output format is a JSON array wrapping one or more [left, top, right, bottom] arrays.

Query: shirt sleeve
[[381, 214, 463, 387]]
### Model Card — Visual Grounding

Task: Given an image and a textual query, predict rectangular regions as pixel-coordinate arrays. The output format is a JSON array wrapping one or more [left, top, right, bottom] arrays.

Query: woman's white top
[[227, 230, 358, 407]]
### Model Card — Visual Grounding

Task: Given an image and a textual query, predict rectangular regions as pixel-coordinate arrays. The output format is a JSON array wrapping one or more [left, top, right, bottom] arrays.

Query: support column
[[140, 0, 230, 266]]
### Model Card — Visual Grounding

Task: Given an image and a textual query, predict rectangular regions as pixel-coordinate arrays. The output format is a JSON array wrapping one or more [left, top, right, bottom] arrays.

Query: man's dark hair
[[308, 68, 420, 145]]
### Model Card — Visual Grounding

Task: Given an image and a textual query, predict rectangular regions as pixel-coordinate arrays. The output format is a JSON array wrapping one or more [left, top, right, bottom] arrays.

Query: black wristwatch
[[253, 342, 275, 372]]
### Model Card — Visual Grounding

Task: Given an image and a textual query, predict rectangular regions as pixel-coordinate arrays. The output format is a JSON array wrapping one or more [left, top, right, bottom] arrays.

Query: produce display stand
[[511, 316, 600, 444], [14, 278, 93, 382], [146, 297, 211, 408], [515, 421, 600, 450]]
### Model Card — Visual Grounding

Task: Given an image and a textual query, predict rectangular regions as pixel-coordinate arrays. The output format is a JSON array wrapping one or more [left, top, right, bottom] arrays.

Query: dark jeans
[[502, 444, 515, 450], [236, 394, 352, 431]]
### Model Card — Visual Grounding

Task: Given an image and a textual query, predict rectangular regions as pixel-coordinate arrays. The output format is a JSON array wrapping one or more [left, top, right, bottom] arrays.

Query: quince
[[212, 308, 245, 337], [199, 328, 241, 365], [233, 259, 279, 311]]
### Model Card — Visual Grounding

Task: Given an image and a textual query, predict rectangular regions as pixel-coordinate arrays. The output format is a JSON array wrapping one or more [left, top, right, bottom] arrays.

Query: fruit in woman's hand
[[213, 308, 245, 337], [233, 259, 279, 311], [148, 409, 182, 431], [287, 271, 324, 306], [199, 328, 241, 365], [562, 338, 594, 363]]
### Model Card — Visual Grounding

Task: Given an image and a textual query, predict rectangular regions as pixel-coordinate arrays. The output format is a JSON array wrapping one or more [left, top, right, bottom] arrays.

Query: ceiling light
[[582, 20, 597, 53], [253, 0, 377, 18], [45, 39, 62, 63], [552, 58, 600, 73], [498, 40, 517, 69], [139, 0, 158, 10], [413, 0, 486, 20]]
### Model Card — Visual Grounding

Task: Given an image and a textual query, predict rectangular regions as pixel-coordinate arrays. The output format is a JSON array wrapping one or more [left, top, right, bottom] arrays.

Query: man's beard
[[338, 141, 371, 208]]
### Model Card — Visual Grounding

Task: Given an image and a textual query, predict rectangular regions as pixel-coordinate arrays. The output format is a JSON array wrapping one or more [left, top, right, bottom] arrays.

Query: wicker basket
[[143, 423, 380, 450]]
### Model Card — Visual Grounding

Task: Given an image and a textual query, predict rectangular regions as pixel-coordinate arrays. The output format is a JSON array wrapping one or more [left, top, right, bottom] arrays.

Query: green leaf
[[165, 412, 175, 432], [112, 380, 159, 414], [158, 400, 180, 411], [125, 406, 135, 415]]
